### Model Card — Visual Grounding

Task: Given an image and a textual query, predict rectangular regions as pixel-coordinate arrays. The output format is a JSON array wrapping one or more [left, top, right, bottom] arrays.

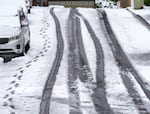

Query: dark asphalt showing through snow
[[67, 9, 83, 114], [40, 8, 64, 114], [75, 9, 114, 114]]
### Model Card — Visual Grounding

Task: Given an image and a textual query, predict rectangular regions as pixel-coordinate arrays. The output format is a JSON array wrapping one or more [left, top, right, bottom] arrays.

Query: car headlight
[[9, 35, 20, 42]]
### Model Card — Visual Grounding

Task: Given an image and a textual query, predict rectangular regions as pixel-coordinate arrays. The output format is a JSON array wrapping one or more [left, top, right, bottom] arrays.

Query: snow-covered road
[[0, 6, 150, 114]]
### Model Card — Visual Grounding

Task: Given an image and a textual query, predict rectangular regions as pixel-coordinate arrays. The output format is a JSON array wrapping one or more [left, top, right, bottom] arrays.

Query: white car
[[0, 0, 28, 14], [24, 0, 32, 13], [0, 7, 30, 63]]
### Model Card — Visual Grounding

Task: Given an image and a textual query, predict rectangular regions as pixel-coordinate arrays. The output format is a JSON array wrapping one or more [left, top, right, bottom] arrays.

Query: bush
[[144, 0, 150, 6]]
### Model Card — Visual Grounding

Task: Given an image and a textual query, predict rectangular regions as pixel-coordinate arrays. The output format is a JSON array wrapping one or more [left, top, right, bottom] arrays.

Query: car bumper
[[0, 38, 23, 55]]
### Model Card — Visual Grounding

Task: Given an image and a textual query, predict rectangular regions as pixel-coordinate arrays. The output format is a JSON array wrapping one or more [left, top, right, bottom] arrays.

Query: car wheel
[[28, 9, 31, 13], [3, 56, 12, 63], [20, 43, 25, 56], [25, 41, 30, 53]]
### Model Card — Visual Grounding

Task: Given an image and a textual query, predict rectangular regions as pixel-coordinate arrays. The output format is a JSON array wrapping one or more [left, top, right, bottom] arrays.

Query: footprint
[[44, 42, 47, 46], [34, 56, 39, 59], [43, 20, 47, 23], [9, 105, 15, 109], [41, 54, 44, 57], [17, 67, 23, 71], [6, 87, 12, 91], [20, 70, 24, 73], [17, 75, 22, 80], [10, 112, 15, 114], [39, 52, 43, 55], [26, 64, 31, 68], [44, 50, 48, 52], [3, 102, 8, 106], [10, 81, 16, 84], [14, 83, 19, 87], [26, 110, 30, 112], [26, 61, 32, 65], [40, 28, 44, 32], [13, 74, 17, 77], [10, 91, 15, 95], [8, 98, 13, 102], [33, 59, 38, 62], [3, 94, 9, 98], [43, 46, 46, 50]]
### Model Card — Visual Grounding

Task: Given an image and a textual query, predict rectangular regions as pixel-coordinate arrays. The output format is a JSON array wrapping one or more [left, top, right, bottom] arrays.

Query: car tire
[[3, 56, 12, 63], [20, 43, 25, 56], [25, 41, 30, 53], [28, 9, 31, 13]]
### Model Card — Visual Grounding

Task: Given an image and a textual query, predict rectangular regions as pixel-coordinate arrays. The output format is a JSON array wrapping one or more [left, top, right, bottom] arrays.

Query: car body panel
[[0, 26, 20, 37], [0, 0, 27, 14], [0, 7, 30, 56]]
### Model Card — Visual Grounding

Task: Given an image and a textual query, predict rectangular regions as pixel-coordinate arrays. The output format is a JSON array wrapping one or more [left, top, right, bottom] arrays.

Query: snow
[[79, 16, 97, 83], [78, 17, 97, 114], [105, 8, 150, 87], [49, 7, 70, 114], [126, 7, 150, 84], [50, 7, 97, 114], [0, 6, 20, 16], [0, 5, 150, 114], [0, 17, 20, 27], [0, 7, 57, 114], [78, 8, 139, 114], [128, 6, 150, 24], [0, 0, 28, 14]]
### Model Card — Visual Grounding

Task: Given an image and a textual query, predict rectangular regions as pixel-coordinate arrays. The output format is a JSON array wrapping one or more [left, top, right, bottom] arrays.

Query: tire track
[[39, 8, 64, 114], [68, 9, 82, 114], [75, 16, 98, 114], [75, 17, 92, 83], [68, 9, 99, 114], [127, 9, 150, 31], [75, 9, 114, 114], [97, 9, 150, 113]]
